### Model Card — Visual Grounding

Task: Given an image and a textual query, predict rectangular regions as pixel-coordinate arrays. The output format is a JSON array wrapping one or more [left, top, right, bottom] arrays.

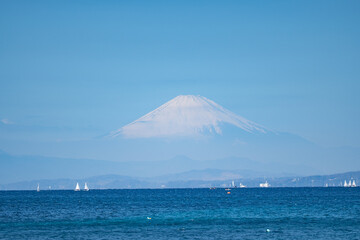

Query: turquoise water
[[0, 188, 359, 239]]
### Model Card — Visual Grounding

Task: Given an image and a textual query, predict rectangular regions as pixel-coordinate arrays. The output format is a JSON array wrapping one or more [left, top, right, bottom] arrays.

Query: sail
[[232, 181, 235, 187], [75, 183, 80, 191], [352, 180, 356, 187], [84, 182, 89, 191], [37, 184, 40, 192], [344, 180, 347, 187]]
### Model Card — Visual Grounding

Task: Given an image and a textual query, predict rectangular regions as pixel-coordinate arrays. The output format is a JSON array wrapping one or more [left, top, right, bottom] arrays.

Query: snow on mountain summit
[[111, 95, 267, 138]]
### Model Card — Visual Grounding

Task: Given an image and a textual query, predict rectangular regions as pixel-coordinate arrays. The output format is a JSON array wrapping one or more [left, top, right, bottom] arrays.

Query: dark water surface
[[0, 188, 359, 239]]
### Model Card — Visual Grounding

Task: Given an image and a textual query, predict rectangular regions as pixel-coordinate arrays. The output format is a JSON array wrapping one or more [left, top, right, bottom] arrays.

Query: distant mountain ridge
[[0, 150, 317, 184]]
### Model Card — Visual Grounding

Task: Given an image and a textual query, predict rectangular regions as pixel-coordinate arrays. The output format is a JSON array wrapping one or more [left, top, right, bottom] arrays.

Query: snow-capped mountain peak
[[111, 95, 267, 138]]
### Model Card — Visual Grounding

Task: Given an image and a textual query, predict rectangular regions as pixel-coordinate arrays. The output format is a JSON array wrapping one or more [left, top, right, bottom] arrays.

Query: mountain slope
[[110, 95, 267, 138]]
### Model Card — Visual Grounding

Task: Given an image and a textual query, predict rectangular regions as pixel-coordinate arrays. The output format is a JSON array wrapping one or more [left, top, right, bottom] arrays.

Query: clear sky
[[0, 0, 359, 156]]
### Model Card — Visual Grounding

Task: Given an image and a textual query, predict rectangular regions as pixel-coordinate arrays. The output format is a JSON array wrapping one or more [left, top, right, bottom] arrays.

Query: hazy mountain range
[[1, 95, 359, 186], [0, 150, 313, 184]]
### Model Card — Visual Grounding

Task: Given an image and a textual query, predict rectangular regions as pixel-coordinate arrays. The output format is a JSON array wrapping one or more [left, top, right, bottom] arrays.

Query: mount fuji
[[111, 95, 269, 139], [103, 95, 360, 174]]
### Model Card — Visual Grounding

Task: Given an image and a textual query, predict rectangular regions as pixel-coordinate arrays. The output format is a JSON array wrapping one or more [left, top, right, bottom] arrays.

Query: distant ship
[[75, 182, 80, 191], [259, 181, 270, 188], [84, 182, 89, 191], [239, 183, 246, 188], [37, 184, 40, 192]]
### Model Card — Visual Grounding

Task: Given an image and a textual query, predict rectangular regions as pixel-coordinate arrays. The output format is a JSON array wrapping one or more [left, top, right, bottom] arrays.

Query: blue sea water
[[0, 188, 359, 239]]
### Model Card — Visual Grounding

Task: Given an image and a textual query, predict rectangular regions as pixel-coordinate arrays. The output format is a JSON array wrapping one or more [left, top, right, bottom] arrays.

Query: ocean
[[0, 188, 359, 239]]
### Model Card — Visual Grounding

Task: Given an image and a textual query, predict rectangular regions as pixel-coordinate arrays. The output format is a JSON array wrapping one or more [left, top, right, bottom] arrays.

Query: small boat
[[231, 180, 235, 188], [84, 182, 89, 191], [239, 183, 246, 188], [259, 181, 270, 188], [225, 188, 231, 191], [37, 184, 40, 192], [75, 182, 80, 191]]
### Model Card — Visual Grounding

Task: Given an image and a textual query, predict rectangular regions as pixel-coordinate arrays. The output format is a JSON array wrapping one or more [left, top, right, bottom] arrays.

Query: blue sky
[[0, 0, 359, 156]]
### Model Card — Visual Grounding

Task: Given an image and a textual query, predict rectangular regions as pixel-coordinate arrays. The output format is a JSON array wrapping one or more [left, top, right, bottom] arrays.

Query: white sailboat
[[84, 182, 89, 191], [231, 180, 235, 188], [352, 180, 356, 187], [75, 182, 80, 191], [344, 180, 348, 187], [37, 184, 40, 192]]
